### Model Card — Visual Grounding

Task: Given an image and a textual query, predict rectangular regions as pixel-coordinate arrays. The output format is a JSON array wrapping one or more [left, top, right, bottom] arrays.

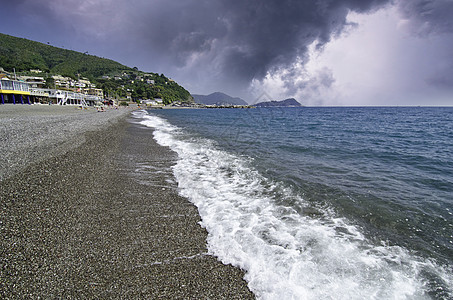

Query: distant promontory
[[255, 98, 302, 107], [192, 92, 248, 106]]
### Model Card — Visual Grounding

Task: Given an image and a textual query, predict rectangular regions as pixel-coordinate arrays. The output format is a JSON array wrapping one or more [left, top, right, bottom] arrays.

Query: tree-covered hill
[[0, 33, 192, 103], [0, 33, 129, 79]]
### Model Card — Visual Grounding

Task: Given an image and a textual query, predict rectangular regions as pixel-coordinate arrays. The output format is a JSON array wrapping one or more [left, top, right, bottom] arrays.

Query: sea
[[133, 107, 453, 299]]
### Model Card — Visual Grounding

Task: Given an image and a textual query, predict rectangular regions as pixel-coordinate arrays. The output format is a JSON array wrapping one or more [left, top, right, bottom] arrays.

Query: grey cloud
[[3, 0, 390, 81], [209, 0, 391, 81], [396, 1, 453, 94], [397, 0, 453, 35], [125, 0, 391, 86], [289, 67, 336, 106], [426, 60, 453, 88], [427, 74, 453, 88], [11, 0, 449, 102]]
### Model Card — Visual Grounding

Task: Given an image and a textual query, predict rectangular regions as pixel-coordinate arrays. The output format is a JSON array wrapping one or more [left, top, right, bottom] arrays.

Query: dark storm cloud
[[2, 0, 390, 84], [1, 0, 107, 51], [127, 0, 391, 84], [398, 0, 453, 35], [0, 0, 63, 42], [396, 0, 453, 94]]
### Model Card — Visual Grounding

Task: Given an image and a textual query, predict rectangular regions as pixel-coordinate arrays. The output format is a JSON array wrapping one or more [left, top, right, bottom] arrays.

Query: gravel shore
[[0, 104, 134, 181], [0, 105, 253, 298]]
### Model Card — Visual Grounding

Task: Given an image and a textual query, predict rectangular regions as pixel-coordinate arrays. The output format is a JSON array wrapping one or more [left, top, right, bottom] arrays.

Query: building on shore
[[17, 76, 46, 88], [1, 76, 103, 106], [36, 89, 102, 106], [0, 77, 32, 104]]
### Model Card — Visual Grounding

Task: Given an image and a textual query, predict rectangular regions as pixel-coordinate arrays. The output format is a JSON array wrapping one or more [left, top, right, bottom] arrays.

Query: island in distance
[[192, 92, 249, 106], [255, 98, 302, 107], [192, 92, 302, 108]]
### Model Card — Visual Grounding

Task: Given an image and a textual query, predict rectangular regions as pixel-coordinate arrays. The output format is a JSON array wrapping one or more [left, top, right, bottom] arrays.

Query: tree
[[44, 77, 55, 88]]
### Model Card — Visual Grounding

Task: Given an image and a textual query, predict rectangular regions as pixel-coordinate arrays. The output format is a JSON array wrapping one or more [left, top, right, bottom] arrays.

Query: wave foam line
[[134, 110, 452, 300]]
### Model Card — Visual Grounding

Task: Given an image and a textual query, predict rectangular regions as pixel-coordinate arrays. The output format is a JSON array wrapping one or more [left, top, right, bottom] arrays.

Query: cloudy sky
[[1, 0, 453, 106]]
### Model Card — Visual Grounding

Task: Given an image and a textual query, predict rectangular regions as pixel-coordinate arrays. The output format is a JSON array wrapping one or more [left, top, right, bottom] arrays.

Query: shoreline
[[0, 106, 254, 298]]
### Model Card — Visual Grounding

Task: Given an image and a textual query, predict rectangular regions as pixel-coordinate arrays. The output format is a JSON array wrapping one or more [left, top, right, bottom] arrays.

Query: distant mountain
[[192, 92, 248, 106], [255, 98, 302, 107]]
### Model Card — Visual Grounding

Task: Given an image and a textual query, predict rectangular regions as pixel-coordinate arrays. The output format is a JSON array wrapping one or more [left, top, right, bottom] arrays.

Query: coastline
[[0, 106, 253, 298]]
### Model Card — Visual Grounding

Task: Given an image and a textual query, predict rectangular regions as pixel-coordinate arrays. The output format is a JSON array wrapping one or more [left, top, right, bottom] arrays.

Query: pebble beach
[[0, 105, 253, 298]]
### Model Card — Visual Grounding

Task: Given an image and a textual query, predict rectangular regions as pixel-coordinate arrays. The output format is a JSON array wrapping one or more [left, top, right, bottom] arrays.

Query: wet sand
[[0, 105, 254, 298]]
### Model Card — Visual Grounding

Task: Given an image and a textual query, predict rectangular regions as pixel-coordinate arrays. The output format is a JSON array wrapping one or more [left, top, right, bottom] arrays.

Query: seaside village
[[0, 67, 164, 108]]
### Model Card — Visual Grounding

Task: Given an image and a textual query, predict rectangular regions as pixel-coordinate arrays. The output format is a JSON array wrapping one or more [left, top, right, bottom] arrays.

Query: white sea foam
[[135, 111, 452, 300]]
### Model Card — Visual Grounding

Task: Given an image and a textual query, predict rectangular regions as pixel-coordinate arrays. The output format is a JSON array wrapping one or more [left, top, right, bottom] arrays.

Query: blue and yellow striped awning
[[0, 89, 31, 95]]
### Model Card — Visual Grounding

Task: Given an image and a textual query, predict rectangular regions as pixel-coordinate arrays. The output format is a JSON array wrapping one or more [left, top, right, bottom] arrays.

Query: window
[[1, 80, 14, 90]]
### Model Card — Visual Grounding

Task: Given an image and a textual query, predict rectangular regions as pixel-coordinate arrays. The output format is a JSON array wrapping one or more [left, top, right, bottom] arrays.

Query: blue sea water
[[134, 107, 453, 299]]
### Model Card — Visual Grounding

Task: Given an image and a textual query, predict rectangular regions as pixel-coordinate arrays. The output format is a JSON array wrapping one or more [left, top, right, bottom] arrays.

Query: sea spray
[[133, 109, 453, 299]]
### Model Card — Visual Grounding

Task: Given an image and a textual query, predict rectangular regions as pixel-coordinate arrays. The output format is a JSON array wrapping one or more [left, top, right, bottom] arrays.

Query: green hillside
[[0, 33, 129, 79], [0, 33, 192, 103]]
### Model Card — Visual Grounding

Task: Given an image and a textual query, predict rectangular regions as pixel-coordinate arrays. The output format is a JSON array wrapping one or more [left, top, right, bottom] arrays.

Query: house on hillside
[[140, 98, 163, 107], [52, 75, 72, 89]]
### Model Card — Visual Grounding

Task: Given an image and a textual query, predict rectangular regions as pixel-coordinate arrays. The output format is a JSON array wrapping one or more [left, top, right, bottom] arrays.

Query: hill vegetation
[[0, 33, 192, 104]]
